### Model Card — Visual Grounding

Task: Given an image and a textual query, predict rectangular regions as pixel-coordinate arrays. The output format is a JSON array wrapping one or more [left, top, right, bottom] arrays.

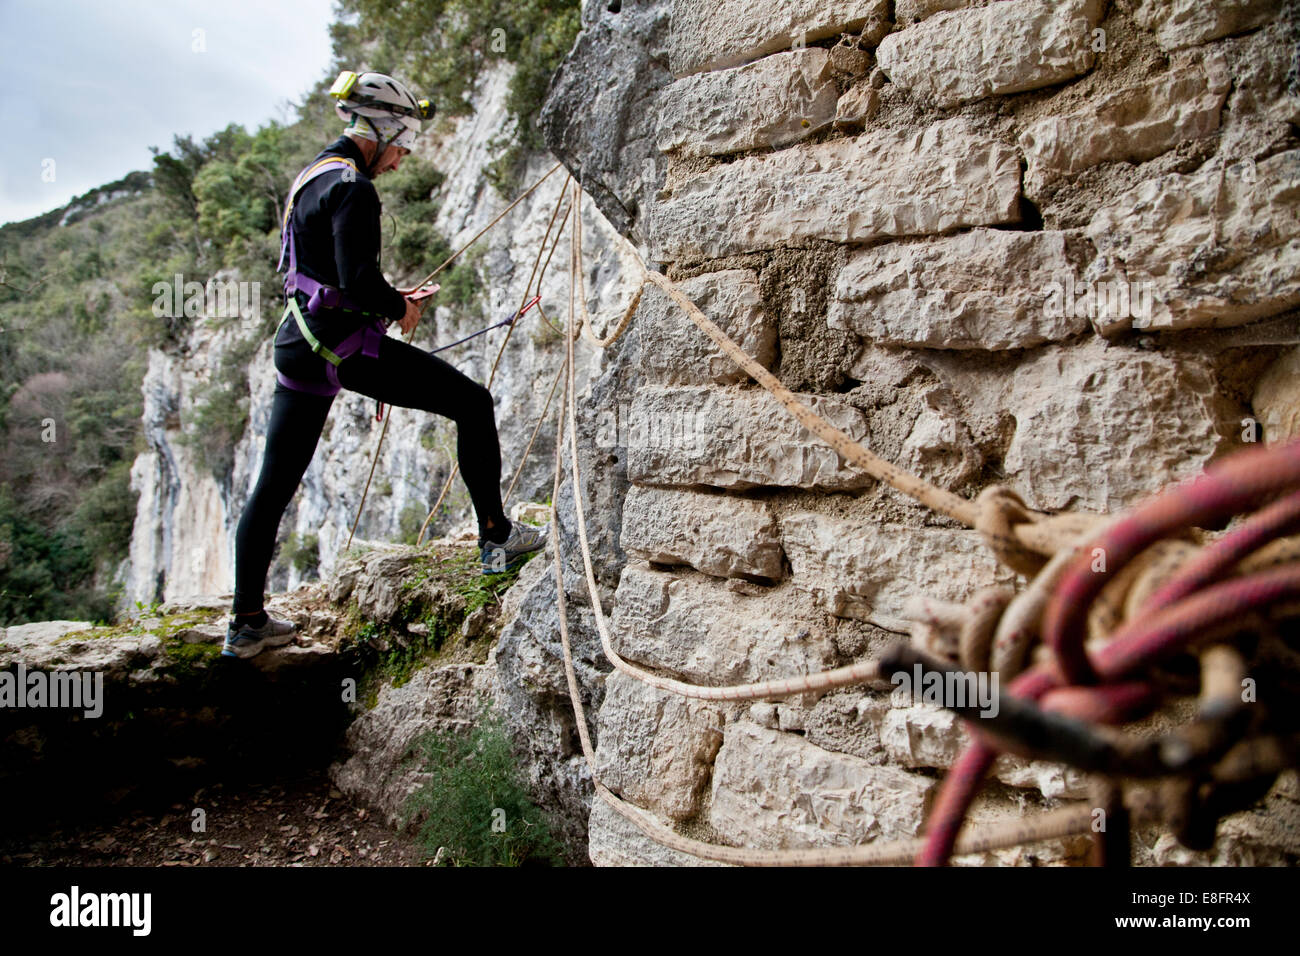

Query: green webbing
[[288, 297, 343, 367]]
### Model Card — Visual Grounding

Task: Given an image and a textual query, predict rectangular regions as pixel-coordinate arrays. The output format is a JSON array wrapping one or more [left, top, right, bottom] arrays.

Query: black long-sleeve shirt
[[284, 135, 407, 326]]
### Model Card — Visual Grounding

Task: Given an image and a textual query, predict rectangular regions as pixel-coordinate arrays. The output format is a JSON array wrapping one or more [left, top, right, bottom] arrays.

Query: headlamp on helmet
[[329, 70, 360, 101]]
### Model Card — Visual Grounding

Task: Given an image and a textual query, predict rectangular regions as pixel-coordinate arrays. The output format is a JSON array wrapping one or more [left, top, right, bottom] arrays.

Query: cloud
[[0, 0, 336, 225]]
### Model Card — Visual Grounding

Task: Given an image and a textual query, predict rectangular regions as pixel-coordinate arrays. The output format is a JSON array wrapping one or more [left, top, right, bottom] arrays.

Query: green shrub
[[399, 502, 428, 545], [282, 532, 320, 577], [68, 459, 138, 569], [402, 707, 562, 866], [333, 0, 581, 196]]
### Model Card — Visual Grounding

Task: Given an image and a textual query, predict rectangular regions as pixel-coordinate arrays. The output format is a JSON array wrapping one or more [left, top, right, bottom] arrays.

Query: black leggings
[[231, 326, 508, 615]]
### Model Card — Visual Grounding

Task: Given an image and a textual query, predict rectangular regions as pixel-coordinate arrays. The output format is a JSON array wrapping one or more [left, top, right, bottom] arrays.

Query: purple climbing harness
[[275, 156, 388, 398], [272, 155, 542, 402]]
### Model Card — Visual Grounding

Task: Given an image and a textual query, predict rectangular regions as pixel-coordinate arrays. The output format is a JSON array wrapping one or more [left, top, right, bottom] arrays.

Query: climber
[[223, 70, 549, 660]]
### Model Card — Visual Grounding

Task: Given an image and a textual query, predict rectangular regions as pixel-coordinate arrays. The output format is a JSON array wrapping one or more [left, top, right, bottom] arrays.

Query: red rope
[[918, 438, 1300, 866], [1044, 439, 1300, 686], [1095, 565, 1300, 680], [1038, 681, 1158, 724], [1142, 488, 1300, 614]]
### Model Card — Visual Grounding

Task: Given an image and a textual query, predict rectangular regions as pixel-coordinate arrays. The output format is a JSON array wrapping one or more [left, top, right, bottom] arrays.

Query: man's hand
[[397, 295, 428, 335]]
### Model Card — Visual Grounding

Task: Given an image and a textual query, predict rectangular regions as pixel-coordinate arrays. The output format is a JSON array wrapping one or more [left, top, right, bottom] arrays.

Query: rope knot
[[976, 485, 1049, 576]]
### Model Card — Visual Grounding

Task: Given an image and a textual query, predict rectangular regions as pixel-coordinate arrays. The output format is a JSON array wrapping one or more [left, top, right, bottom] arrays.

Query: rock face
[[916, 339, 1236, 512], [588, 796, 728, 866], [593, 671, 724, 821], [649, 118, 1022, 259], [780, 513, 1016, 632], [538, 0, 673, 243], [829, 229, 1088, 350], [635, 269, 776, 385], [1254, 347, 1300, 442], [619, 484, 785, 581], [655, 49, 841, 156], [1085, 149, 1300, 332], [626, 385, 874, 491], [610, 563, 844, 684], [876, 0, 1104, 108], [1128, 0, 1283, 51], [331, 661, 496, 828], [895, 0, 970, 23], [127, 322, 247, 604], [1019, 56, 1231, 196], [710, 720, 934, 847], [667, 0, 890, 76]]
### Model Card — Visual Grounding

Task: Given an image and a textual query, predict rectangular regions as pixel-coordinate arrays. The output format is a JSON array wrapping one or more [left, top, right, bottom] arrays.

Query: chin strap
[[361, 115, 403, 176]]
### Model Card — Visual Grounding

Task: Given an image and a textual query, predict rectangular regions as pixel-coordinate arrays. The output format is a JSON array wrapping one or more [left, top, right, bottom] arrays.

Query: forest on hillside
[[0, 0, 580, 625]]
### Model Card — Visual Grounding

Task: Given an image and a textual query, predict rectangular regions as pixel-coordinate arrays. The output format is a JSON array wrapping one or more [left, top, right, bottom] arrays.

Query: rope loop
[[975, 485, 1049, 576]]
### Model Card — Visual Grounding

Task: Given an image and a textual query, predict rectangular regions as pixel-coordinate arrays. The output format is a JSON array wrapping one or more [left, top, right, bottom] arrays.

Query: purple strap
[[324, 320, 388, 389], [279, 159, 366, 316], [276, 318, 386, 397], [276, 370, 341, 397], [293, 272, 365, 317]]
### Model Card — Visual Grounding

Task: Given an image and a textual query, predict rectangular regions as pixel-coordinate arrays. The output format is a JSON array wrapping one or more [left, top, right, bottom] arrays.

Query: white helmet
[[330, 70, 433, 152]]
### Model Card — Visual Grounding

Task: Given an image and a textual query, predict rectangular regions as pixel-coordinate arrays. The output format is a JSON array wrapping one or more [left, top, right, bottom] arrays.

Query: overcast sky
[[0, 0, 338, 225]]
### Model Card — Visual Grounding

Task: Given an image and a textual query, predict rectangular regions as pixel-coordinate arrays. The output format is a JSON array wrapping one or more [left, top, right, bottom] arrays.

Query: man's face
[[372, 143, 410, 176]]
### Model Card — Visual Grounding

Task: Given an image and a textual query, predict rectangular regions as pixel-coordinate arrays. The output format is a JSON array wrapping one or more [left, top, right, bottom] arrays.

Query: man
[[223, 70, 548, 660]]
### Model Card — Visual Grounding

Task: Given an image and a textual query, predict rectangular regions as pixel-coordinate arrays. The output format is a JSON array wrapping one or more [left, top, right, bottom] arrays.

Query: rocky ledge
[[0, 533, 533, 846]]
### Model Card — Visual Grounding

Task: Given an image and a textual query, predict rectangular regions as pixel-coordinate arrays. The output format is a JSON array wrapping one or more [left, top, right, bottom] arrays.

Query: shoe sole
[[221, 631, 295, 660]]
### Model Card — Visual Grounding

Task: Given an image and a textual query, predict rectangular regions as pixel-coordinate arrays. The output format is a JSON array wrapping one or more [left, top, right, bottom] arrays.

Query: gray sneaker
[[480, 521, 550, 574], [222, 614, 296, 659]]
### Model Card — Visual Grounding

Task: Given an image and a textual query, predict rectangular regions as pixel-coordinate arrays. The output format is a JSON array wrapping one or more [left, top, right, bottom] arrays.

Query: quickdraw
[[429, 294, 541, 355]]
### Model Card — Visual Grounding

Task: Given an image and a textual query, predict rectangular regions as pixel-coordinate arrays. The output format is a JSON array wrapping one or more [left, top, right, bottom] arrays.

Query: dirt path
[[1, 769, 426, 867]]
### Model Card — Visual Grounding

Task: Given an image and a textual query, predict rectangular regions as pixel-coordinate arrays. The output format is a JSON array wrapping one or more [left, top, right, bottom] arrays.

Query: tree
[[332, 0, 581, 191]]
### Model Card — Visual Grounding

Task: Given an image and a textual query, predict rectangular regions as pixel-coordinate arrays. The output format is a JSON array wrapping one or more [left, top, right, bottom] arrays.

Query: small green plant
[[530, 313, 563, 347], [282, 532, 320, 576], [180, 333, 259, 482], [401, 707, 562, 867], [399, 502, 429, 545], [436, 547, 523, 613]]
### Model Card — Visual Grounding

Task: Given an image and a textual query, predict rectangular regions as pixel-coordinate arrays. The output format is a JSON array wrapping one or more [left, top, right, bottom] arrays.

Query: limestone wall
[[534, 0, 1300, 864]]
